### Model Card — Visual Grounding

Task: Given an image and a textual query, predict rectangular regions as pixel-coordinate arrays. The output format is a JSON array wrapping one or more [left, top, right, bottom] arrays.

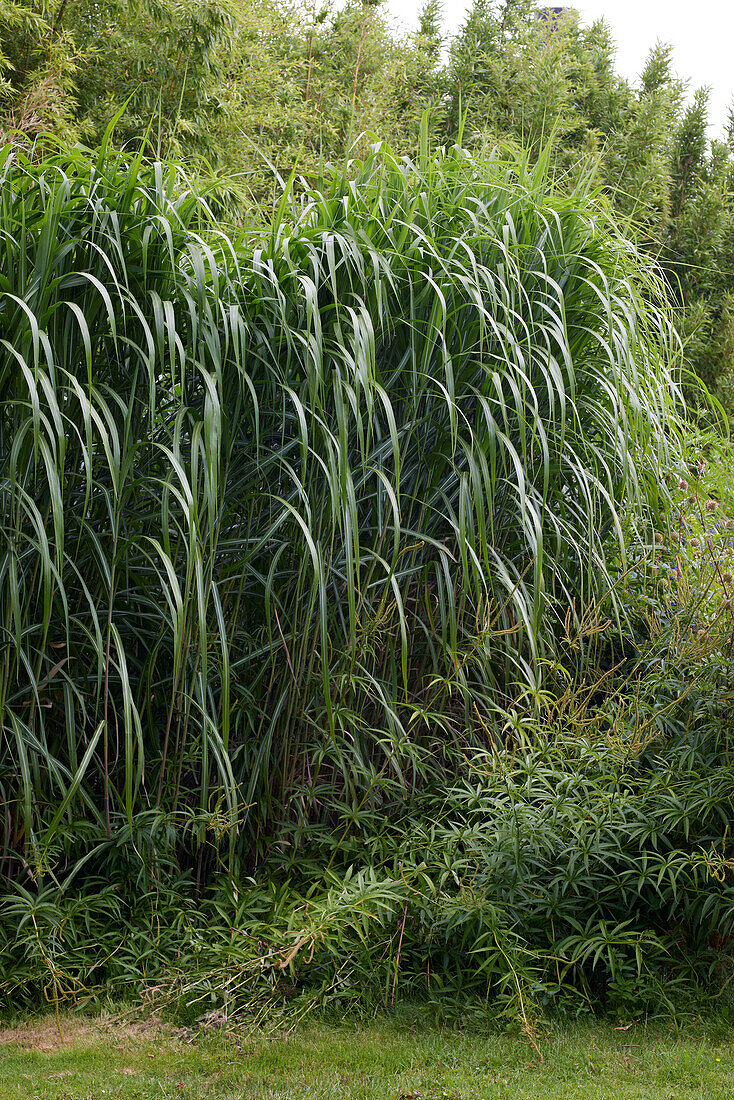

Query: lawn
[[0, 1013, 732, 1099]]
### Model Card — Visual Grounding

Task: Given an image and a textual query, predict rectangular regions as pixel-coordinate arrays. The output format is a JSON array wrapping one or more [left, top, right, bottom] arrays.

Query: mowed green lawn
[[0, 1013, 732, 1100]]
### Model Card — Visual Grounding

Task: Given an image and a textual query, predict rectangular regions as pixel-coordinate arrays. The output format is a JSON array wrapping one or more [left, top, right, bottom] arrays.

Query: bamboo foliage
[[0, 134, 682, 880]]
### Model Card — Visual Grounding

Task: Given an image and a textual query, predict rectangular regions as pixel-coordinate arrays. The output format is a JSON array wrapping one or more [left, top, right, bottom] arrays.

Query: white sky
[[386, 0, 734, 139]]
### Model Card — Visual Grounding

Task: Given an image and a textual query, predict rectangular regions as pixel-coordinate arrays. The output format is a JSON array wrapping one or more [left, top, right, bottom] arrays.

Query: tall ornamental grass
[[0, 135, 681, 888]]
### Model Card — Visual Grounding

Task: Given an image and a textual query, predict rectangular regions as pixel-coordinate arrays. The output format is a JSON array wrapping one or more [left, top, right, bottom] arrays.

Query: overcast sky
[[386, 0, 734, 139]]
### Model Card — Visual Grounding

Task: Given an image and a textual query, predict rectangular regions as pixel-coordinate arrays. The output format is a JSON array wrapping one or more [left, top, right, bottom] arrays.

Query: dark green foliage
[[1, 0, 732, 1023], [0, 137, 694, 1017], [3, 677, 733, 1021]]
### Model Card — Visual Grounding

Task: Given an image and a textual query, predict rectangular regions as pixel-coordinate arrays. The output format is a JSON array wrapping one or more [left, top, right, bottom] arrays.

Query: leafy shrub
[[4, 685, 733, 1023]]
